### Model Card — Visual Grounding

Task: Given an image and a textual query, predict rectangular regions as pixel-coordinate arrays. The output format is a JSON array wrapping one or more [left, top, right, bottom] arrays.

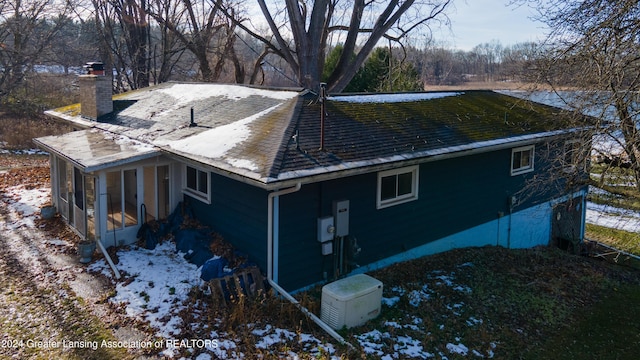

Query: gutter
[[266, 183, 354, 349], [158, 128, 578, 192]]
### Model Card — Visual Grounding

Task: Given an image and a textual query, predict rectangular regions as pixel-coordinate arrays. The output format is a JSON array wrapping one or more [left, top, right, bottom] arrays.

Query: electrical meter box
[[333, 200, 350, 237], [317, 216, 335, 242], [320, 274, 382, 329]]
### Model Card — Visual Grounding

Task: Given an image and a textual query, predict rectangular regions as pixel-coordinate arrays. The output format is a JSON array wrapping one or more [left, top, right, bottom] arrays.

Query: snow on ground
[[3, 184, 498, 358], [0, 184, 77, 299], [3, 179, 638, 359], [586, 202, 640, 232], [3, 184, 340, 358], [586, 186, 640, 233], [1, 187, 50, 229], [0, 148, 48, 155], [355, 266, 497, 359], [89, 242, 201, 338]]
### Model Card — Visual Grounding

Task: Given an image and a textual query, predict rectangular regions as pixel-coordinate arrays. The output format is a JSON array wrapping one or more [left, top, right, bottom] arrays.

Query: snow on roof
[[39, 85, 577, 187], [160, 104, 282, 160], [157, 83, 299, 104], [330, 92, 463, 103]]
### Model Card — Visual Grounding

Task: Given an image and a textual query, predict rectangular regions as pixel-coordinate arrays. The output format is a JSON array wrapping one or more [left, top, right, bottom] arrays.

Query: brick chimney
[[79, 62, 113, 120]]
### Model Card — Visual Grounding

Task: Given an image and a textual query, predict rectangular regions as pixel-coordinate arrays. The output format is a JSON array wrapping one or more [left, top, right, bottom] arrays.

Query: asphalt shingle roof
[[39, 83, 573, 187], [275, 90, 570, 177]]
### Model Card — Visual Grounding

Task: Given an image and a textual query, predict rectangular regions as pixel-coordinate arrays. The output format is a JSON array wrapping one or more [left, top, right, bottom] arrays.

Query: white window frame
[[376, 165, 419, 209], [511, 145, 535, 176], [183, 165, 211, 204]]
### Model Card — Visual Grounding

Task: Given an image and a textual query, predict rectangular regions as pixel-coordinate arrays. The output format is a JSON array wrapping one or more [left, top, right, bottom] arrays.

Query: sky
[[439, 0, 548, 50]]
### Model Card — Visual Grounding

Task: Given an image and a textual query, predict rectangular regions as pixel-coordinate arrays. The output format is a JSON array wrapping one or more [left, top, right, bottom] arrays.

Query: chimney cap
[[84, 61, 105, 75]]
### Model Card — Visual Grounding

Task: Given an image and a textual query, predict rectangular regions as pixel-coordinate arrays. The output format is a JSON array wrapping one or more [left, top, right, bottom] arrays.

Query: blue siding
[[277, 145, 573, 291], [350, 190, 586, 277], [178, 142, 584, 292], [187, 173, 269, 271]]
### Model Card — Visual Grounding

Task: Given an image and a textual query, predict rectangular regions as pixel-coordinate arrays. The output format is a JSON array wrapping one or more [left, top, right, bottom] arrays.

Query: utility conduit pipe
[[267, 183, 354, 350], [96, 239, 121, 279]]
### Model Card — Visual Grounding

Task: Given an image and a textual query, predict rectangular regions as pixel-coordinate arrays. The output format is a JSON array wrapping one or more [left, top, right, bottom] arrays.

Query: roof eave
[[260, 128, 580, 190], [44, 109, 94, 129], [33, 133, 162, 173]]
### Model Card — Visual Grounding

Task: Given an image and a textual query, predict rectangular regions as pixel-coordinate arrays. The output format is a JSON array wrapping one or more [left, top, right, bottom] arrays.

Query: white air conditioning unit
[[320, 274, 383, 330]]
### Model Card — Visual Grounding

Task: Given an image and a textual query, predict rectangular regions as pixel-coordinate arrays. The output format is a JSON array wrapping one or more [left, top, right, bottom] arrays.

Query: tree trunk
[[616, 99, 640, 192]]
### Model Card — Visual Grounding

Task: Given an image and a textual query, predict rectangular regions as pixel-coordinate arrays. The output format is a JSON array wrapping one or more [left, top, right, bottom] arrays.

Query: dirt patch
[[0, 162, 51, 191]]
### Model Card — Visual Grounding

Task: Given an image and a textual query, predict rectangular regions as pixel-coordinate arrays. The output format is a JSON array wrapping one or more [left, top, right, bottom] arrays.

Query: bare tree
[[516, 0, 640, 192], [472, 40, 503, 82], [0, 0, 73, 104], [147, 0, 245, 83], [91, 0, 151, 91], [500, 41, 539, 82], [148, 0, 187, 84], [221, 0, 452, 92]]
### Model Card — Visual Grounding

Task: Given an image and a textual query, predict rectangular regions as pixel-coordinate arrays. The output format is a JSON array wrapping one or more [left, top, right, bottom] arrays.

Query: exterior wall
[[277, 144, 585, 291], [186, 173, 270, 271], [349, 190, 586, 276]]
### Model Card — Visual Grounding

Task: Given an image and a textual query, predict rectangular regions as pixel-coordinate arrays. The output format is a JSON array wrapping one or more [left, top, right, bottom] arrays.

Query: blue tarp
[[174, 228, 214, 267], [200, 257, 232, 281], [137, 201, 256, 285]]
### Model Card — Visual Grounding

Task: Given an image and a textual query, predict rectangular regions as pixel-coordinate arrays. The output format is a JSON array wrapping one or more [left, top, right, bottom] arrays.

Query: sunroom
[[34, 128, 180, 247]]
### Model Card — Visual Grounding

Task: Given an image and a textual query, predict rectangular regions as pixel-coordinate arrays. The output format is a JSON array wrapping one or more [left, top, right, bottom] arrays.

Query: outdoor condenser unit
[[320, 274, 383, 330]]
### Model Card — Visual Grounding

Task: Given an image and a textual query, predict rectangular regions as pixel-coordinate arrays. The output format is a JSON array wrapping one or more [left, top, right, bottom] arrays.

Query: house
[[34, 66, 588, 292]]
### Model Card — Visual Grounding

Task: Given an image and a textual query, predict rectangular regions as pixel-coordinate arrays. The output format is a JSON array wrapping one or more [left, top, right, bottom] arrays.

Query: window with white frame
[[184, 165, 210, 203], [511, 145, 535, 176], [377, 165, 419, 209]]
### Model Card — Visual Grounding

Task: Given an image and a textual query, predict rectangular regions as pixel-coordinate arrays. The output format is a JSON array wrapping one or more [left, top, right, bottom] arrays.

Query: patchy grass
[[185, 246, 640, 359], [591, 163, 637, 187], [589, 164, 640, 211], [588, 184, 640, 211], [349, 246, 639, 359], [526, 284, 640, 360], [586, 224, 640, 257]]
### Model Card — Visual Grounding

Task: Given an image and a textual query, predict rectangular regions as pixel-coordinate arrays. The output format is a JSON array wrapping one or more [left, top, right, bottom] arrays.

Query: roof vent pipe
[[319, 83, 327, 151], [189, 107, 197, 127]]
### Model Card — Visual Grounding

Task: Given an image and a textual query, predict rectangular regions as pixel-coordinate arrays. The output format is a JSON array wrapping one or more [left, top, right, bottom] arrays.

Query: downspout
[[507, 195, 515, 248], [267, 183, 354, 349]]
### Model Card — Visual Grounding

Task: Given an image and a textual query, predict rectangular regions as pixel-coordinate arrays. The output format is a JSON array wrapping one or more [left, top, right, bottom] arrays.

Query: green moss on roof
[[53, 103, 81, 116], [329, 91, 567, 142]]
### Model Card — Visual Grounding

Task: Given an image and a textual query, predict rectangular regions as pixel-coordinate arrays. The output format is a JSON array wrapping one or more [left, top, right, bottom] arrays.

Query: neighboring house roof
[[35, 82, 575, 188]]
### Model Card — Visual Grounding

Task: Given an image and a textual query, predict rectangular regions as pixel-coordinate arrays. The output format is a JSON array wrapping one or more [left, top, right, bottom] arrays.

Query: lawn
[[169, 243, 640, 359]]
